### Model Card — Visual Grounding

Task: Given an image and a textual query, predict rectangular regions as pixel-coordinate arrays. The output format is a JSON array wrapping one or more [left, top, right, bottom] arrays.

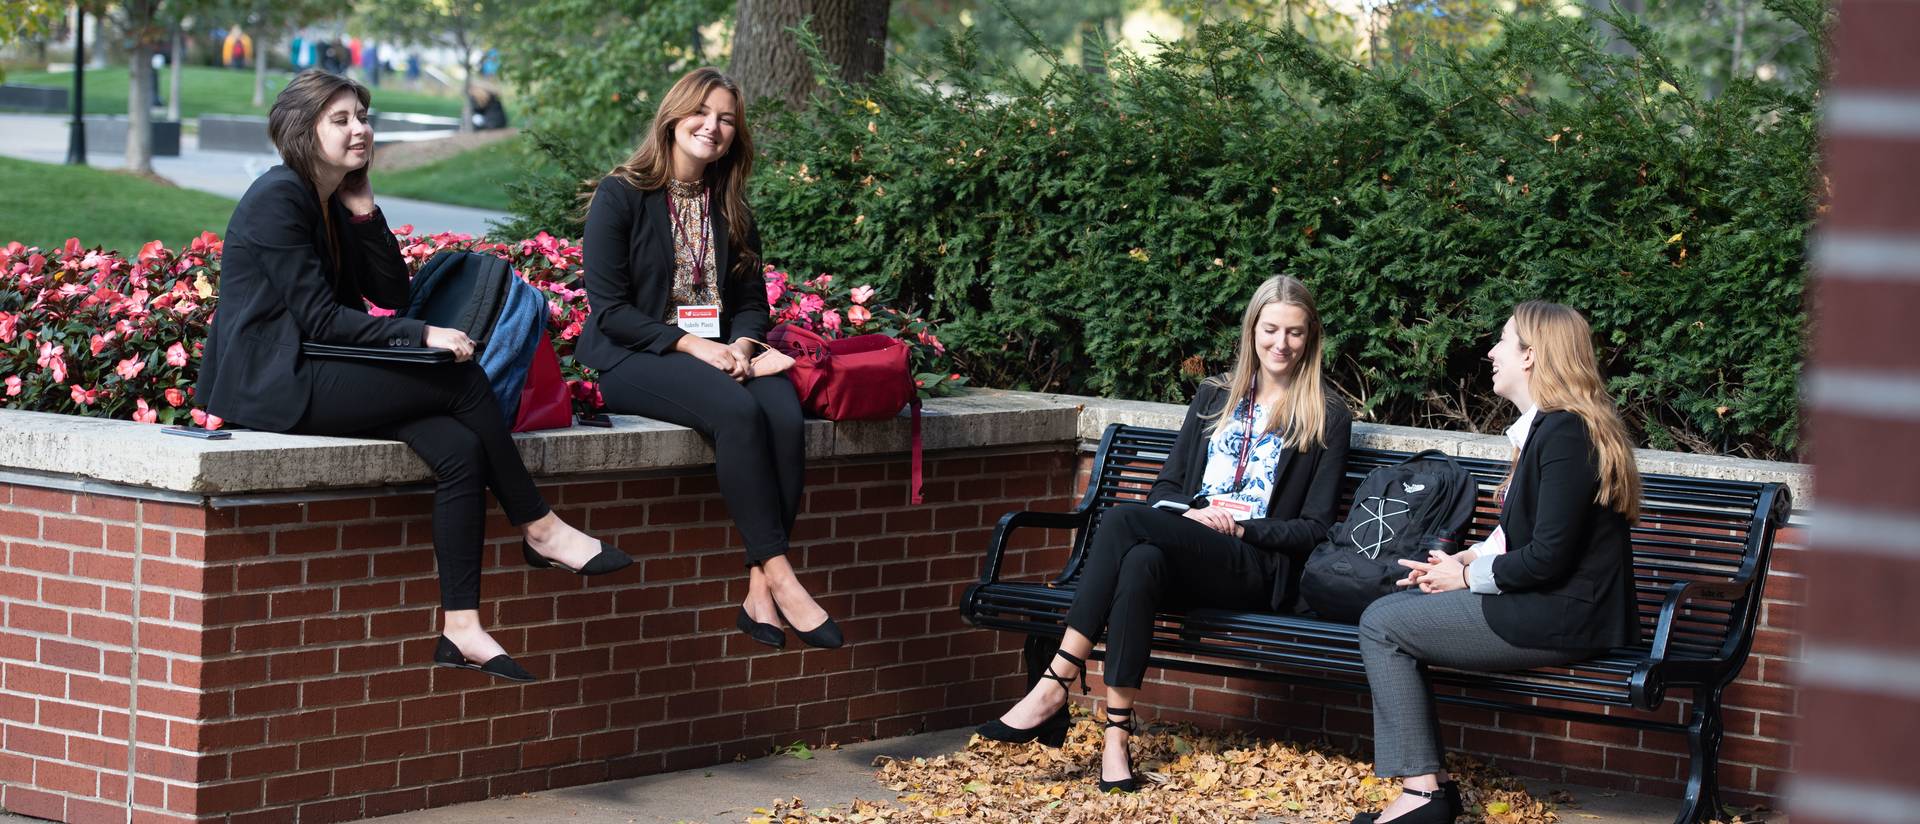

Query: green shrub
[[740, 4, 1818, 459]]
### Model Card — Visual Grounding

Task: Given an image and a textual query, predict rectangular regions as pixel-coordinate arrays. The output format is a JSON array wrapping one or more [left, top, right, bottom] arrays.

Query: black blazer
[[197, 165, 425, 432], [1146, 379, 1354, 609], [574, 175, 770, 372], [1482, 410, 1638, 650]]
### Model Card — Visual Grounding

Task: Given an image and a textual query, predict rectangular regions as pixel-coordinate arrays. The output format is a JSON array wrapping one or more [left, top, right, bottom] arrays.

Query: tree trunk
[[730, 0, 890, 109], [1730, 0, 1748, 83], [166, 24, 182, 122], [128, 45, 154, 173], [252, 31, 270, 108], [459, 44, 476, 134]]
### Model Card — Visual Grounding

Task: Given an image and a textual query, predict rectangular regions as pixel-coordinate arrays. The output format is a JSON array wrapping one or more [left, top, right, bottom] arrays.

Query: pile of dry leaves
[[749, 707, 1560, 823]]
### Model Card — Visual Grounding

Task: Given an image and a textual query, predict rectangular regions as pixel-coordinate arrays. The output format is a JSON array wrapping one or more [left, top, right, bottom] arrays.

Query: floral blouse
[[1196, 399, 1287, 519], [665, 178, 720, 322]]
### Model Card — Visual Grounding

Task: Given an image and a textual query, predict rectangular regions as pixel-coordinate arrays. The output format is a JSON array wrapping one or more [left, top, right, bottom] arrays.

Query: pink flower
[[166, 342, 188, 367], [851, 285, 876, 305], [798, 294, 825, 315], [4, 376, 19, 397], [165, 387, 186, 407], [132, 398, 157, 424], [37, 342, 66, 383], [90, 333, 113, 355], [115, 357, 145, 381], [822, 309, 843, 334], [189, 409, 224, 430], [367, 306, 396, 318], [0, 312, 15, 344], [69, 384, 100, 406], [847, 305, 871, 326], [63, 237, 81, 257], [766, 281, 786, 306], [137, 239, 166, 265]]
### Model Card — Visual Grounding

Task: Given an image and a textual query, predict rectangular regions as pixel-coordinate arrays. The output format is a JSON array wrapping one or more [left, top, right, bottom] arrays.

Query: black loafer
[[433, 636, 537, 682], [522, 540, 634, 576], [736, 608, 786, 649]]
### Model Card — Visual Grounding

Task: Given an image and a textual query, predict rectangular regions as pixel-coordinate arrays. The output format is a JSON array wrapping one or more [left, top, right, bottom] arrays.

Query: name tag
[[1208, 497, 1258, 521], [675, 305, 721, 339]]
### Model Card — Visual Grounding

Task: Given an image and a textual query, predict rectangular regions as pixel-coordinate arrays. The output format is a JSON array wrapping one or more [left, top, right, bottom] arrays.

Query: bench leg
[[1022, 633, 1063, 692], [1676, 686, 1726, 824]]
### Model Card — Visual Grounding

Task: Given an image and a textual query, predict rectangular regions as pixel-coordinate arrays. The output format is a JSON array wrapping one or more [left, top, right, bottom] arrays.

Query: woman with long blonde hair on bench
[[1353, 300, 1642, 823], [976, 275, 1353, 793]]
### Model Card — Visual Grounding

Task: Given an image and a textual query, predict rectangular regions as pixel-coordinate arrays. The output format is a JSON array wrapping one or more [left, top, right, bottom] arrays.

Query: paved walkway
[[0, 114, 506, 237]]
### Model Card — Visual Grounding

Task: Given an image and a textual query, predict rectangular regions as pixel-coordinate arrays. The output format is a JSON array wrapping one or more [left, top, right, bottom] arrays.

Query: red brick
[[9, 541, 69, 574], [2, 785, 66, 821]]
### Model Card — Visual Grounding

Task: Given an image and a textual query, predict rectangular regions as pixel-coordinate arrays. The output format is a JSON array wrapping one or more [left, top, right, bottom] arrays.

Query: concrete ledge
[[0, 83, 68, 112], [196, 114, 276, 154], [0, 388, 1808, 503], [0, 389, 1082, 496], [80, 115, 181, 157]]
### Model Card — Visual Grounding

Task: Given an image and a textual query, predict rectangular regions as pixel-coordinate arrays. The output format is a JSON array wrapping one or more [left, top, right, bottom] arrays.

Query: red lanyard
[[667, 187, 712, 289], [1232, 383, 1260, 490]]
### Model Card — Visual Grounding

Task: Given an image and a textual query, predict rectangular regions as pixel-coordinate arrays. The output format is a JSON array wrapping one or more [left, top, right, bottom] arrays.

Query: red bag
[[769, 323, 923, 503], [511, 331, 573, 432]]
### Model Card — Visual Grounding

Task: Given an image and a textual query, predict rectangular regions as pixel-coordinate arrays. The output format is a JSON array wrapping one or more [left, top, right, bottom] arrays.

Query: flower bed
[[0, 230, 964, 426]]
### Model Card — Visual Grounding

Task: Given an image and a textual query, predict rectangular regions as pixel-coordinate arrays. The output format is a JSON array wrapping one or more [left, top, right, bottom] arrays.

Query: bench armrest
[[1647, 577, 1755, 664], [976, 508, 1092, 585]]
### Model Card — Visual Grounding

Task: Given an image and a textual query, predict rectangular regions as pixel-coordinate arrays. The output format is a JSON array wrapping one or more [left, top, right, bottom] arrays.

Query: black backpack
[[1301, 450, 1480, 622]]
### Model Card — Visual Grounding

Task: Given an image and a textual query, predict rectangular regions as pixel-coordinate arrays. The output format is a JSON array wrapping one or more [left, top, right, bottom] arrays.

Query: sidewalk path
[[0, 114, 506, 237]]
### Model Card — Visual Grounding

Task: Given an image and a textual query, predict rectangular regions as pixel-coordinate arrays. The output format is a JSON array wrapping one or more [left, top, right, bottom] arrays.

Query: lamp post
[[63, 5, 87, 166]]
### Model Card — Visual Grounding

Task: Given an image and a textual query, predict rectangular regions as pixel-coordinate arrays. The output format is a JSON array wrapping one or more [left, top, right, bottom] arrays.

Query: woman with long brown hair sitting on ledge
[[197, 70, 634, 683]]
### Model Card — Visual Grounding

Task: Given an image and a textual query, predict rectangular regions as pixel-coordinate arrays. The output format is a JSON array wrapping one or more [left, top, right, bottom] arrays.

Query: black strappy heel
[[1096, 705, 1140, 793], [975, 650, 1088, 748], [1348, 783, 1456, 824]]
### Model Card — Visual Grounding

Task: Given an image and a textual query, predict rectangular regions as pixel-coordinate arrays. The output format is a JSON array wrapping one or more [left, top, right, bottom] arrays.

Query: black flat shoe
[[522, 540, 634, 576], [737, 607, 786, 649], [976, 650, 1087, 748], [1351, 781, 1462, 824], [1349, 785, 1452, 824], [1096, 705, 1140, 793], [433, 636, 537, 682], [773, 603, 844, 649]]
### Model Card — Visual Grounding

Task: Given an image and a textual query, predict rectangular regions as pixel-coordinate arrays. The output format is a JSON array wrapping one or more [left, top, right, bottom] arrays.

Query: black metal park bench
[[960, 423, 1791, 824]]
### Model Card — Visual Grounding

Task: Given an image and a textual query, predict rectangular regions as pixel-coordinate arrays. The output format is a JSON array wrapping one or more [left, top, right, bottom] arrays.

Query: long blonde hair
[[1511, 300, 1642, 521], [1204, 275, 1330, 450], [595, 67, 759, 278]]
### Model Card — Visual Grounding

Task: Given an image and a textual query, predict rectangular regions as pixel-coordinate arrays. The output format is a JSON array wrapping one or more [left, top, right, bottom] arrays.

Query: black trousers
[[1064, 503, 1278, 689], [596, 351, 805, 563], [292, 358, 551, 611]]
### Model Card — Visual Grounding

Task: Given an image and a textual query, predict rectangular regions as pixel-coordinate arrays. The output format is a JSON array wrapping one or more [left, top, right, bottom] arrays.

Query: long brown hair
[[1510, 300, 1642, 521], [1203, 275, 1331, 450], [597, 67, 759, 278], [268, 69, 370, 190]]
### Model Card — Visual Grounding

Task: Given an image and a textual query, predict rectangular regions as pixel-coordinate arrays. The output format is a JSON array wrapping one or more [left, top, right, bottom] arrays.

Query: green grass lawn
[[0, 156, 237, 254], [5, 65, 469, 119], [379, 135, 526, 211]]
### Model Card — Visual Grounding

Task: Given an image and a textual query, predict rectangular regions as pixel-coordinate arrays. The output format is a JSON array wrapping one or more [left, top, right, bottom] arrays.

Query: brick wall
[[1048, 454, 1802, 811], [0, 445, 1078, 824]]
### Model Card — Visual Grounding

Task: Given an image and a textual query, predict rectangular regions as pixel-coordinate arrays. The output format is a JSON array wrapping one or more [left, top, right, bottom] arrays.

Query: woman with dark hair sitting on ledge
[[978, 275, 1352, 793], [196, 69, 634, 683]]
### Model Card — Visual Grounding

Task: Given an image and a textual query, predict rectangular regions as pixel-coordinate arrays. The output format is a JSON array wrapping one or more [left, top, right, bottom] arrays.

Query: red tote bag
[[769, 323, 923, 503], [511, 330, 573, 432]]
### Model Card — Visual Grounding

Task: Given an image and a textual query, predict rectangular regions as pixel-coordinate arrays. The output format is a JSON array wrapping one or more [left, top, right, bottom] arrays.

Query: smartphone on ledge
[[162, 426, 232, 440]]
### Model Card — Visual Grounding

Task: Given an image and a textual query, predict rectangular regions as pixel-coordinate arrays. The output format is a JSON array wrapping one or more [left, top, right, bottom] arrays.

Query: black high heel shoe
[[522, 540, 633, 576], [1348, 784, 1455, 824], [1350, 781, 1462, 824], [773, 602, 844, 649], [736, 607, 786, 649], [976, 650, 1088, 748], [1096, 705, 1140, 793], [433, 636, 536, 682]]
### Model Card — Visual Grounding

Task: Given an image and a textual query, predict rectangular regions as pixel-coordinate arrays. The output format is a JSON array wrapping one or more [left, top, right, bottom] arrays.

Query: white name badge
[[675, 305, 721, 339], [1208, 497, 1258, 521]]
